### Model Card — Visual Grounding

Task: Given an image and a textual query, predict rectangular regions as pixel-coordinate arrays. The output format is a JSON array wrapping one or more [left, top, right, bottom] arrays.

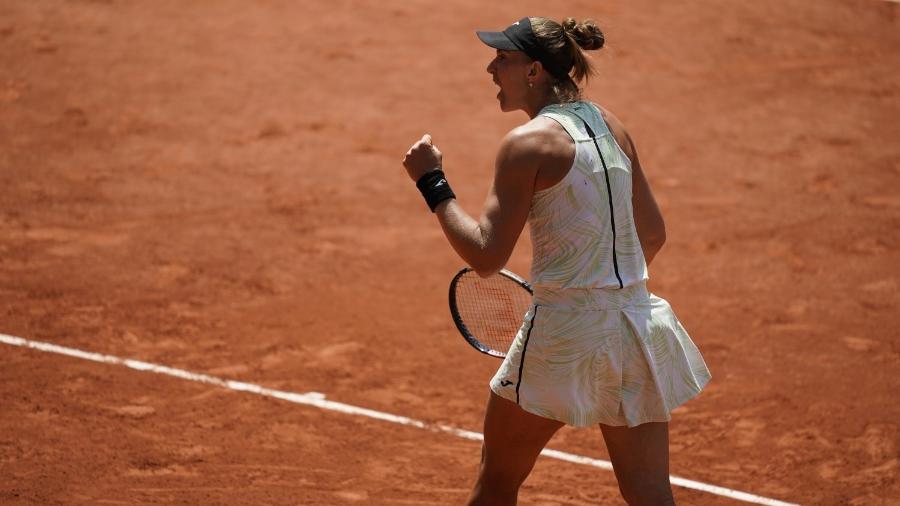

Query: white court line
[[0, 333, 799, 506]]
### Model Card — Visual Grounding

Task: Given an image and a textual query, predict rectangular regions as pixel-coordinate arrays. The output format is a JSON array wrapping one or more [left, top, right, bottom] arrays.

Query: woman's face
[[486, 49, 533, 112]]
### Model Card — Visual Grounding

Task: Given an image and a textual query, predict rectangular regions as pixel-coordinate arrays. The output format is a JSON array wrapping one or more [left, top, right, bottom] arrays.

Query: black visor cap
[[475, 17, 573, 80], [476, 17, 532, 52]]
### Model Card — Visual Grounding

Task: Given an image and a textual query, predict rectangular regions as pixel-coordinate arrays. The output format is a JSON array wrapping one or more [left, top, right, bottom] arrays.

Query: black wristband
[[415, 170, 456, 212]]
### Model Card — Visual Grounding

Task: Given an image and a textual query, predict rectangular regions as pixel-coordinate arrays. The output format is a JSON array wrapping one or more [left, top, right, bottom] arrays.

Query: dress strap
[[537, 101, 612, 142]]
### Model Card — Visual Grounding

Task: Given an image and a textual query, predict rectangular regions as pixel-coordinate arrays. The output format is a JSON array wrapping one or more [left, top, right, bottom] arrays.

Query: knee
[[617, 476, 675, 506]]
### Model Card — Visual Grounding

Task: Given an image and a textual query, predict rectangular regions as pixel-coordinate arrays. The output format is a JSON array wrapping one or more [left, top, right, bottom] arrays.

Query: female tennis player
[[402, 16, 711, 505]]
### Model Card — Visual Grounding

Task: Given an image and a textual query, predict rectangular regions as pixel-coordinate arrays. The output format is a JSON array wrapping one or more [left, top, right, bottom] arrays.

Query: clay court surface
[[1, 0, 899, 504]]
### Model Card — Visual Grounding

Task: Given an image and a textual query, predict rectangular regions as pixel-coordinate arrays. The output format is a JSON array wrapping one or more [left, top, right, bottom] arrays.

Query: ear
[[527, 60, 542, 77]]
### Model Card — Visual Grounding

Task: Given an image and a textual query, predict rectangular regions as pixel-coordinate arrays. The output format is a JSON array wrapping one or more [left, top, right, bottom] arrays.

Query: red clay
[[1, 0, 898, 504]]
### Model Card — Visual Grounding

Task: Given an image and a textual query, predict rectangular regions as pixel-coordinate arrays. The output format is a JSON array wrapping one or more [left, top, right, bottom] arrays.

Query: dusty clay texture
[[1, 0, 898, 504]]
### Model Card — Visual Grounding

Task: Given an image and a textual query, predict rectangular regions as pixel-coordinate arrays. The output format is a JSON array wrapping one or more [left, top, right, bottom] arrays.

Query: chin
[[495, 90, 520, 113]]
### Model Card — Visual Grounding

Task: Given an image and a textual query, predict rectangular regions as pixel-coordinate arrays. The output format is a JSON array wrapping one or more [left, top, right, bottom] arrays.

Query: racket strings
[[454, 271, 532, 354]]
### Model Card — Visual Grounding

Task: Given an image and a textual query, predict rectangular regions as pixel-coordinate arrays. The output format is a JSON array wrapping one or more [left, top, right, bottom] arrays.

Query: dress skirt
[[490, 282, 712, 428]]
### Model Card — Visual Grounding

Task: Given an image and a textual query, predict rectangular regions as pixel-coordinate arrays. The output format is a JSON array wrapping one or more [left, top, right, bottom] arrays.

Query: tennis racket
[[448, 267, 533, 358]]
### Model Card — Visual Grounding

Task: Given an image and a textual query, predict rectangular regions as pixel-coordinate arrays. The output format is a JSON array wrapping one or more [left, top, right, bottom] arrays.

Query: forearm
[[403, 132, 535, 276], [433, 199, 504, 276]]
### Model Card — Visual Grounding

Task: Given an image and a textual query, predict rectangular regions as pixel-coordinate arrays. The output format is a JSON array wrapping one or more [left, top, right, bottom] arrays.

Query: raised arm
[[402, 128, 543, 277]]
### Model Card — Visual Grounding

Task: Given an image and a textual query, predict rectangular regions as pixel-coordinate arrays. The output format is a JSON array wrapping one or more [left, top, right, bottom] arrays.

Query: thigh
[[599, 422, 671, 490], [481, 391, 564, 474]]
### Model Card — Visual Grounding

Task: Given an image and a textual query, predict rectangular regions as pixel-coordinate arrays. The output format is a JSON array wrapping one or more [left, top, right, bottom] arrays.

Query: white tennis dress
[[490, 101, 711, 427]]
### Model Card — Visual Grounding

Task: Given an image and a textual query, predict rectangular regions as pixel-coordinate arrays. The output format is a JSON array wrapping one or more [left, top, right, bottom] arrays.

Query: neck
[[523, 88, 565, 119]]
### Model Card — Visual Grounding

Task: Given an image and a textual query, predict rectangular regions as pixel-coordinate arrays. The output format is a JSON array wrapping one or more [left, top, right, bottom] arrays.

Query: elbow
[[652, 227, 667, 249], [468, 254, 508, 279], [463, 233, 513, 278], [642, 225, 667, 257]]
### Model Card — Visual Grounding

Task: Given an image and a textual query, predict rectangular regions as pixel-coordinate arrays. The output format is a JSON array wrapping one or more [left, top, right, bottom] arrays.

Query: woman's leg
[[600, 421, 675, 506], [467, 392, 564, 506]]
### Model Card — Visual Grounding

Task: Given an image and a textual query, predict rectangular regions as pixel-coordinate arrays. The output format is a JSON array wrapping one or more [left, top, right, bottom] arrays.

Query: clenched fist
[[402, 134, 443, 182]]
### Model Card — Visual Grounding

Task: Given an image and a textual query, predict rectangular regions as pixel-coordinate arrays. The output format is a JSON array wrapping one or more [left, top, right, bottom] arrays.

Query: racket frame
[[448, 267, 534, 359]]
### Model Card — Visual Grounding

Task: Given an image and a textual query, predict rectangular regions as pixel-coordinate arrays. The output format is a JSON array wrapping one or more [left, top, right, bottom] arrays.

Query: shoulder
[[496, 116, 571, 167], [592, 103, 637, 159]]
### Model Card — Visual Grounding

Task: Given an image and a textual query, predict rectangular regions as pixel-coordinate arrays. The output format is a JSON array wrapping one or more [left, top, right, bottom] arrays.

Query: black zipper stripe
[[515, 306, 539, 405], [580, 119, 624, 289]]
